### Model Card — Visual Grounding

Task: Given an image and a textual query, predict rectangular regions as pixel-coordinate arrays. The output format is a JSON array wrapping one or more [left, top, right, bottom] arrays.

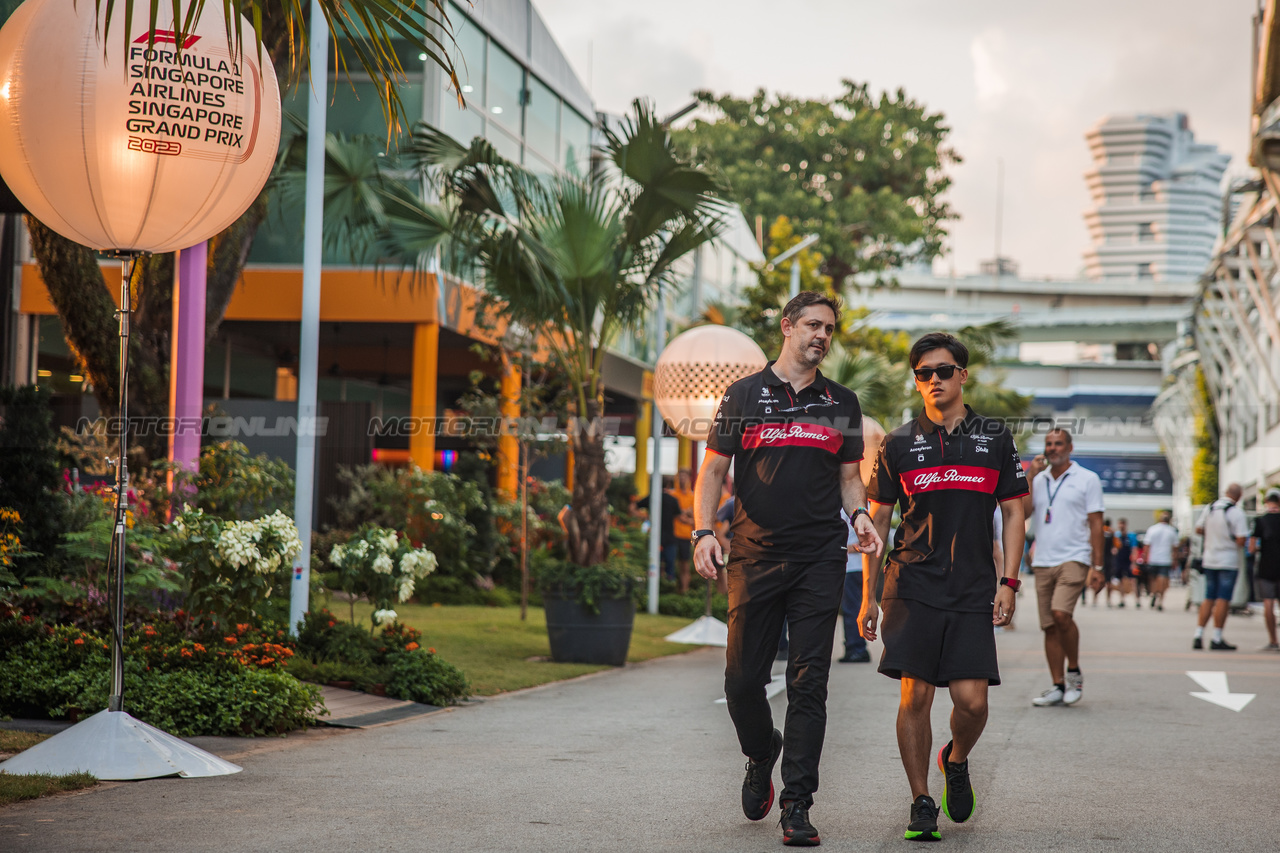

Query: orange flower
[[405, 642, 419, 651], [73, 638, 84, 645], [224, 636, 237, 644], [236, 623, 250, 635], [193, 643, 206, 652], [180, 648, 193, 657], [327, 620, 336, 628], [428, 647, 436, 654]]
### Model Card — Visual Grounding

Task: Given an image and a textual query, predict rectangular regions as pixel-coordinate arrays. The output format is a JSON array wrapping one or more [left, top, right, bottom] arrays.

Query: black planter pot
[[543, 589, 636, 666]]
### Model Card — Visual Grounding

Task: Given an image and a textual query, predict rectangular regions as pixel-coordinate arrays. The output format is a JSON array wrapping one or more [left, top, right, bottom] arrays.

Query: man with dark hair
[[1023, 429, 1104, 706], [694, 290, 881, 847], [859, 331, 1027, 842], [1194, 483, 1249, 650]]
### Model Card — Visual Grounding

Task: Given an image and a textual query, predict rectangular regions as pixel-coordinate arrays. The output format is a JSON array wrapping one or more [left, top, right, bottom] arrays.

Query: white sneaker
[[1032, 686, 1064, 706], [1063, 671, 1083, 705]]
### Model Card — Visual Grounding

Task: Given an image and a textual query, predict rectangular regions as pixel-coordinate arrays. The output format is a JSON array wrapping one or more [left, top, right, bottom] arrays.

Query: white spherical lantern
[[654, 325, 768, 441], [0, 0, 281, 253]]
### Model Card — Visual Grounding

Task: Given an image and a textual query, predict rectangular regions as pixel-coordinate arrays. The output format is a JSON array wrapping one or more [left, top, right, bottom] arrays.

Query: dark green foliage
[[0, 385, 64, 579], [607, 474, 637, 517], [384, 649, 469, 706], [163, 440, 296, 519], [0, 617, 321, 736], [534, 548, 643, 615], [674, 82, 958, 289], [290, 608, 469, 706]]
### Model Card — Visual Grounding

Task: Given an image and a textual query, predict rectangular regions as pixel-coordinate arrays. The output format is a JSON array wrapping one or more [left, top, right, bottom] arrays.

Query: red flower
[[327, 620, 336, 628], [73, 638, 84, 645], [405, 642, 419, 651], [428, 647, 436, 654]]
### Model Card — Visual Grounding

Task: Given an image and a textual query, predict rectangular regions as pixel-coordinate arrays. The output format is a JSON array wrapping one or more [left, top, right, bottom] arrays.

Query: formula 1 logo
[[134, 30, 202, 49]]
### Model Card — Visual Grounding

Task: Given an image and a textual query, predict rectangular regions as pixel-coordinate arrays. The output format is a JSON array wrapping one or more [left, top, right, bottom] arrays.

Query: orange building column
[[409, 321, 439, 471], [496, 353, 521, 500], [634, 399, 651, 498]]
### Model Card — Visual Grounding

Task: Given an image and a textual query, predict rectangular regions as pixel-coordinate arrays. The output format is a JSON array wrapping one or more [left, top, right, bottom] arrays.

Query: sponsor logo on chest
[[743, 422, 845, 452], [900, 464, 998, 495]]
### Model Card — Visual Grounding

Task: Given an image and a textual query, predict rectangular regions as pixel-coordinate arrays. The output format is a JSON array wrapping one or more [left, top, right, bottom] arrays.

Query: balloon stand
[[1, 258, 240, 781], [664, 581, 728, 647]]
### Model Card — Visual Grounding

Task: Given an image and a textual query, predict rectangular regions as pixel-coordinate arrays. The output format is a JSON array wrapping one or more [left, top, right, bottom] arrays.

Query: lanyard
[[1043, 471, 1070, 523]]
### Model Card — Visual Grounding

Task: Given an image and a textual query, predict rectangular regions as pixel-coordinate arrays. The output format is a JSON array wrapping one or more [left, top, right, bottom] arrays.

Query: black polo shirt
[[866, 405, 1027, 612], [706, 362, 864, 561]]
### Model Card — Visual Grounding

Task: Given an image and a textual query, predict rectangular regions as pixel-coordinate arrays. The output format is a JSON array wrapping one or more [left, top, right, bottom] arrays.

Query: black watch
[[691, 529, 716, 546], [849, 507, 870, 525]]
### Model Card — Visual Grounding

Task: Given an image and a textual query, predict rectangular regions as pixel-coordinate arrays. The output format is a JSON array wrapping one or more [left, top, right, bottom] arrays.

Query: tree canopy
[[674, 80, 958, 290]]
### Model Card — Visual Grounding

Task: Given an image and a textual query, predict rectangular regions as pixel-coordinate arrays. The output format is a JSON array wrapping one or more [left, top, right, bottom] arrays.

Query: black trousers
[[724, 556, 845, 806]]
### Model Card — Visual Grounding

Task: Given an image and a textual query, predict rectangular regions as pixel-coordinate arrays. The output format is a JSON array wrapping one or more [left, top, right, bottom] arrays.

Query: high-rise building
[[1083, 113, 1229, 282]]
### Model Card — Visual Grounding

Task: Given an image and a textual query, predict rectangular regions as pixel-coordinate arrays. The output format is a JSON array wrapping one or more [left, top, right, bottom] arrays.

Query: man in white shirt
[[1141, 511, 1178, 611], [1193, 484, 1250, 651], [1021, 429, 1105, 707]]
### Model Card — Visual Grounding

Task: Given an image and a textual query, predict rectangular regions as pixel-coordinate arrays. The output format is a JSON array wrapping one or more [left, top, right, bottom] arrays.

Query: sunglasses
[[912, 364, 960, 382]]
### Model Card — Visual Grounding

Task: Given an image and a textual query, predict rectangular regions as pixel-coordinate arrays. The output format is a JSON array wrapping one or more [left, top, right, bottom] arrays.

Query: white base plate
[[665, 615, 729, 647]]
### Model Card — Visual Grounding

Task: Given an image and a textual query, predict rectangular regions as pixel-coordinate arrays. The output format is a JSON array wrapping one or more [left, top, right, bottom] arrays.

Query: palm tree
[[309, 102, 727, 567]]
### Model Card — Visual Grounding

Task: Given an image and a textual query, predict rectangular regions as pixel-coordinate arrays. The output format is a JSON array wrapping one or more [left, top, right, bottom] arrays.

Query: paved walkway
[[3, 586, 1278, 852]]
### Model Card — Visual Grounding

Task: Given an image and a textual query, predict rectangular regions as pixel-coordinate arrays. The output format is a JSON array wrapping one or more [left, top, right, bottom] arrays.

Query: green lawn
[[0, 732, 98, 806], [343, 602, 702, 696]]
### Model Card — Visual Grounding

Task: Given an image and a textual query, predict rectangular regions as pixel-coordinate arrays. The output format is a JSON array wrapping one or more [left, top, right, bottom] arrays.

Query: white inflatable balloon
[[0, 0, 281, 253], [654, 325, 768, 442]]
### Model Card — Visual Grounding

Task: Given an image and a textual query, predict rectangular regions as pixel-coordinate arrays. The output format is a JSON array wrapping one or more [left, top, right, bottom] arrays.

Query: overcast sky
[[534, 0, 1259, 279]]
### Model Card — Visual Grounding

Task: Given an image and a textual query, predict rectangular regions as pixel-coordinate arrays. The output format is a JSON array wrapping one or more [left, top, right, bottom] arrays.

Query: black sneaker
[[1210, 638, 1237, 651], [779, 800, 820, 847], [742, 729, 782, 821], [839, 649, 872, 663], [1192, 637, 1203, 650], [905, 794, 941, 841], [936, 741, 975, 823]]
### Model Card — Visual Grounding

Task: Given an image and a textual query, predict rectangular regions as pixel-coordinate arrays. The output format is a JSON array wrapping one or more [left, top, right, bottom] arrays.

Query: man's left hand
[[852, 514, 883, 557], [993, 585, 1016, 626]]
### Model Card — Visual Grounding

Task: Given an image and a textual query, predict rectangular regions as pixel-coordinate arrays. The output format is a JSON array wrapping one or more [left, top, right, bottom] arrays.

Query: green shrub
[[385, 649, 469, 706], [0, 385, 64, 581], [658, 591, 729, 622], [158, 440, 295, 519], [0, 619, 321, 735]]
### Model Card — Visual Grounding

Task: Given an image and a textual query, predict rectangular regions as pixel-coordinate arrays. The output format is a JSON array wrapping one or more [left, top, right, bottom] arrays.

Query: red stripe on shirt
[[741, 422, 845, 453], [705, 447, 732, 458], [899, 465, 999, 495]]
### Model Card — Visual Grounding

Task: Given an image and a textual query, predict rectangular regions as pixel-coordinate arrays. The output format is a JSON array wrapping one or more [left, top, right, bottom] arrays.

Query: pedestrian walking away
[[1250, 490, 1280, 651], [1022, 428, 1105, 708], [859, 332, 1027, 843], [1193, 484, 1249, 650], [693, 291, 883, 848], [1113, 518, 1139, 608], [1142, 511, 1178, 611]]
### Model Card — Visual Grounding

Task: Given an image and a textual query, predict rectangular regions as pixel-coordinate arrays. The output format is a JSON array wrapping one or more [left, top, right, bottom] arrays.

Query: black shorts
[[676, 539, 691, 560], [878, 598, 1000, 687]]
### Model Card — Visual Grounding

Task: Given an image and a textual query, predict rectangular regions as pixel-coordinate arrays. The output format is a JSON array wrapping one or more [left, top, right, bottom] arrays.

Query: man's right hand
[[694, 535, 724, 580], [1029, 454, 1048, 477], [858, 602, 880, 642]]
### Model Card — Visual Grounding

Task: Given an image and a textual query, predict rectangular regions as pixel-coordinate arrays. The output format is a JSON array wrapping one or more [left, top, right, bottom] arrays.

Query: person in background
[[634, 477, 681, 583], [839, 508, 871, 663], [1248, 489, 1280, 652], [1142, 511, 1178, 611], [672, 469, 696, 593], [1193, 483, 1250, 650], [1023, 428, 1104, 707], [1099, 518, 1117, 607], [1113, 519, 1139, 608]]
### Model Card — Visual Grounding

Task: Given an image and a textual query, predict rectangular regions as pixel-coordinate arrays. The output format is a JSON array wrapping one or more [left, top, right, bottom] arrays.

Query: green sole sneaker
[[905, 795, 941, 841], [937, 741, 975, 823]]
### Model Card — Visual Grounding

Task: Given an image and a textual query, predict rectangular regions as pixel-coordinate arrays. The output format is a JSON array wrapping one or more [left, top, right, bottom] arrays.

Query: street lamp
[[766, 233, 820, 299]]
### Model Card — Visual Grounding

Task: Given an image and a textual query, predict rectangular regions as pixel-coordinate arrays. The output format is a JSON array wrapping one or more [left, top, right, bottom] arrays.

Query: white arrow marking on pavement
[[1187, 670, 1255, 712], [715, 672, 786, 705]]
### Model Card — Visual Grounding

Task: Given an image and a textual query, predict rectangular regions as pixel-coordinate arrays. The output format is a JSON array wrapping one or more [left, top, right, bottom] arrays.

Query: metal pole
[[290, 2, 329, 635], [108, 257, 132, 713], [789, 257, 801, 300], [648, 286, 664, 615]]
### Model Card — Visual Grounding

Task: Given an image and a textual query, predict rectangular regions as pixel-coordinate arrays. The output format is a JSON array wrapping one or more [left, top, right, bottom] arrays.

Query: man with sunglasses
[[694, 290, 883, 847], [859, 332, 1027, 842]]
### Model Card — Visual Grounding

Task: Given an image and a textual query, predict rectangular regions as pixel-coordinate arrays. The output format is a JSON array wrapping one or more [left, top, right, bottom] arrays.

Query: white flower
[[378, 531, 398, 553], [373, 608, 397, 626], [412, 549, 437, 578], [397, 575, 416, 602], [329, 543, 347, 566], [372, 553, 394, 575]]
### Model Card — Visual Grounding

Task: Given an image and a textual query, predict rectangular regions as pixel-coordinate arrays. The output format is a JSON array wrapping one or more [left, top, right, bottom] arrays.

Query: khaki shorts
[[1034, 561, 1089, 630]]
